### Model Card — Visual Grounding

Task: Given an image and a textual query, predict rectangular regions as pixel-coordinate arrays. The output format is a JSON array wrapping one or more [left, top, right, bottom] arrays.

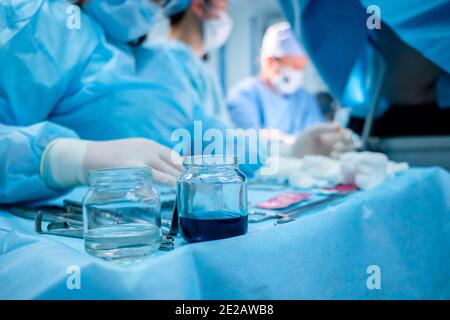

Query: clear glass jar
[[177, 156, 248, 243], [83, 167, 161, 262]]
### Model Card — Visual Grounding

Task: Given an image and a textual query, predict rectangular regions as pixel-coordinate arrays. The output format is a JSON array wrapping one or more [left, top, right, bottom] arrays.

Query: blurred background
[[150, 0, 327, 96], [211, 0, 327, 95], [145, 0, 450, 169]]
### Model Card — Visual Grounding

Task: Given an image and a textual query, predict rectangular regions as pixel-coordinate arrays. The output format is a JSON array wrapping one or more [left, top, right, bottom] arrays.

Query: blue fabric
[[0, 122, 78, 204], [83, 0, 162, 43], [0, 0, 257, 204], [279, 0, 450, 111], [227, 77, 324, 134], [142, 39, 231, 126], [1, 168, 449, 299], [0, 0, 155, 203], [0, 0, 101, 203]]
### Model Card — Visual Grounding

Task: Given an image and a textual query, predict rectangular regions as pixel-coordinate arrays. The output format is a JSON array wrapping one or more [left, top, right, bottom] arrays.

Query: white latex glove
[[41, 138, 183, 190], [289, 122, 356, 158]]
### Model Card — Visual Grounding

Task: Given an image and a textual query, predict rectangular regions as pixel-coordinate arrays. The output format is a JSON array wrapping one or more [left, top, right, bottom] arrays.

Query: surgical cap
[[164, 0, 192, 17], [261, 22, 306, 58]]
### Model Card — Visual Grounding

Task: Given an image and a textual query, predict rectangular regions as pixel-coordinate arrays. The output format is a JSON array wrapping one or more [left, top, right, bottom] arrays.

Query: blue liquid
[[180, 212, 248, 243]]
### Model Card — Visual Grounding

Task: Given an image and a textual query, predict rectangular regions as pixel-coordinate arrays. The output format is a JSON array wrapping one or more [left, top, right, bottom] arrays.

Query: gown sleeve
[[0, 0, 100, 203]]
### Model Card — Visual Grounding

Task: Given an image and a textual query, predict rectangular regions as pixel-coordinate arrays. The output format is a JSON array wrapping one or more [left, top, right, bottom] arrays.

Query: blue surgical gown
[[227, 77, 324, 134], [0, 0, 255, 204], [279, 0, 450, 111], [141, 39, 232, 126]]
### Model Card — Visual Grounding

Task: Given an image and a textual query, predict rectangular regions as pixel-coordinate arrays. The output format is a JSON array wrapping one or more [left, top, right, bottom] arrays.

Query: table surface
[[1, 168, 450, 300]]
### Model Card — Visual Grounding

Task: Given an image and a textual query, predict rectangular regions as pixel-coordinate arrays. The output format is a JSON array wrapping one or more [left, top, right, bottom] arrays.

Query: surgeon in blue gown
[[227, 22, 325, 138], [155, 0, 232, 124], [0, 0, 186, 203], [278, 0, 450, 136]]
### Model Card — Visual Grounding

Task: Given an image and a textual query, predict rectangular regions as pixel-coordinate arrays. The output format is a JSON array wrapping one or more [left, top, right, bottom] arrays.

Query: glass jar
[[177, 156, 248, 243], [83, 167, 161, 262]]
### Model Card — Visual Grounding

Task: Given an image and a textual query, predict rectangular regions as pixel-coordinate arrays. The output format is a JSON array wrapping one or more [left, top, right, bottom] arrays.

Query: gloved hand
[[41, 138, 183, 190], [289, 123, 356, 158]]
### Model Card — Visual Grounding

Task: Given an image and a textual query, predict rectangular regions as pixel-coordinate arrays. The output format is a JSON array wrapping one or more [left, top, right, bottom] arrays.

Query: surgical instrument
[[8, 200, 175, 251], [248, 192, 354, 224]]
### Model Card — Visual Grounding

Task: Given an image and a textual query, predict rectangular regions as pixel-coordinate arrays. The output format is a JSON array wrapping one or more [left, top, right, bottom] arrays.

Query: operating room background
[[148, 0, 328, 98]]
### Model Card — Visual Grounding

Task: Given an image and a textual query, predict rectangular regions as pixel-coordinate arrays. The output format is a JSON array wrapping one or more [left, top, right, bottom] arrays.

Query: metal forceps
[[8, 199, 176, 250], [8, 200, 84, 238], [248, 192, 353, 224]]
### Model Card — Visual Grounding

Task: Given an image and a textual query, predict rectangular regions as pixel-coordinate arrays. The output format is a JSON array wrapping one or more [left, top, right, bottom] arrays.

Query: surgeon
[[227, 22, 325, 139], [278, 0, 450, 136], [0, 0, 184, 204], [161, 0, 231, 123]]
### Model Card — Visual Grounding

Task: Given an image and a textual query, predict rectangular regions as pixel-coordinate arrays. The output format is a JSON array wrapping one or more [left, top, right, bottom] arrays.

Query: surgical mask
[[84, 0, 162, 43], [272, 67, 304, 95], [203, 11, 233, 53]]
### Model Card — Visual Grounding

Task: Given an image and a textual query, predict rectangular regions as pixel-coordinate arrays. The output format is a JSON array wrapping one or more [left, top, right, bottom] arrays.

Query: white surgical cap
[[261, 22, 306, 58], [164, 0, 192, 17]]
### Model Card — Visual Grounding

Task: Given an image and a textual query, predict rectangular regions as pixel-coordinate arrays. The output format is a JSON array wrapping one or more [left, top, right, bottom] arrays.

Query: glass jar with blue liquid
[[177, 156, 248, 243], [83, 167, 161, 262]]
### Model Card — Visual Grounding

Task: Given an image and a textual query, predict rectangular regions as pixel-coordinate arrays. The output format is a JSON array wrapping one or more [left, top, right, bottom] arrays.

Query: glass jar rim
[[183, 155, 239, 167], [88, 166, 153, 185]]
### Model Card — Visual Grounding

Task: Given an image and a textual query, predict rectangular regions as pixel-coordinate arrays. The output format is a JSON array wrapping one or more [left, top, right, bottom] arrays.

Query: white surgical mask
[[272, 67, 304, 95], [203, 11, 233, 53]]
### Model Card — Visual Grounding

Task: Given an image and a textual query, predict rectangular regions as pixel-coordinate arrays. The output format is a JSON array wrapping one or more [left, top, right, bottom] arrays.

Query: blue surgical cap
[[261, 22, 306, 58], [164, 0, 192, 17]]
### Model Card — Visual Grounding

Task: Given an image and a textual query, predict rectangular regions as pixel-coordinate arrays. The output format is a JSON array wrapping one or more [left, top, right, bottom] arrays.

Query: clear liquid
[[84, 202, 160, 227], [84, 223, 161, 262]]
